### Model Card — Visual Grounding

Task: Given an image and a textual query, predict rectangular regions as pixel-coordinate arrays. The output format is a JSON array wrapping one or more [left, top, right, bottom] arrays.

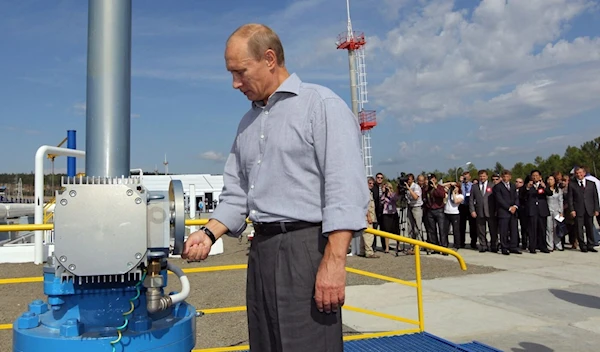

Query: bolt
[[69, 190, 77, 197], [135, 197, 142, 204], [126, 189, 134, 196], [68, 264, 76, 271], [127, 262, 133, 267], [32, 299, 44, 305], [60, 199, 67, 206], [135, 253, 142, 259], [59, 256, 67, 262], [22, 312, 35, 318]]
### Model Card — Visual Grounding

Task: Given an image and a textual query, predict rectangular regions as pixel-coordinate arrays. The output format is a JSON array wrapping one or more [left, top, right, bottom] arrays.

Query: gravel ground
[[0, 235, 498, 350]]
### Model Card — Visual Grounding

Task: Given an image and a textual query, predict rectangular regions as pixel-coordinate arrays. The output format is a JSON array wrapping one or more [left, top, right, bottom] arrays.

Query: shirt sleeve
[[210, 135, 249, 237], [312, 97, 369, 235]]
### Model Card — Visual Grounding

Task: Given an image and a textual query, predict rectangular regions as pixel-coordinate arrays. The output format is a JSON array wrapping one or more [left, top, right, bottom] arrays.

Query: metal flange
[[169, 180, 185, 255]]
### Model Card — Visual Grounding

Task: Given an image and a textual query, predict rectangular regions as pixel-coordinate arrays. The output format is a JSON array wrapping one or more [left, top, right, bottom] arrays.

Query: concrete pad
[[520, 264, 600, 285], [473, 284, 600, 324], [424, 271, 572, 297]]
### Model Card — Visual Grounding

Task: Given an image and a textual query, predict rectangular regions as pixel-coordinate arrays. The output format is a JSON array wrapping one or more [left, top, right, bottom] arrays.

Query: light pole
[[455, 161, 472, 182]]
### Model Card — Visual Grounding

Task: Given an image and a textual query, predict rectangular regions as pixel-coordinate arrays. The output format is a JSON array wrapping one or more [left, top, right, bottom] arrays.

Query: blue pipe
[[67, 130, 76, 177]]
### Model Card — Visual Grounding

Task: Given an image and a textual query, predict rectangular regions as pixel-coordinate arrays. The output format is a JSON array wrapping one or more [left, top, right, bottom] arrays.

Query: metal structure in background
[[67, 130, 77, 177], [336, 0, 377, 256], [13, 1, 195, 351], [336, 0, 377, 179]]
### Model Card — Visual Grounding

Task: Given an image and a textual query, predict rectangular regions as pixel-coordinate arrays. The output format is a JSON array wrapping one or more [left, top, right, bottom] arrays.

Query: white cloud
[[370, 0, 600, 132], [199, 151, 226, 162]]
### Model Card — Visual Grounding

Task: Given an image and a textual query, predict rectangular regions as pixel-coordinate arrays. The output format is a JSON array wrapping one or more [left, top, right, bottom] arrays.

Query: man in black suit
[[568, 166, 600, 253], [525, 170, 551, 254], [469, 170, 497, 252], [515, 177, 529, 249], [494, 170, 522, 255], [371, 173, 385, 250]]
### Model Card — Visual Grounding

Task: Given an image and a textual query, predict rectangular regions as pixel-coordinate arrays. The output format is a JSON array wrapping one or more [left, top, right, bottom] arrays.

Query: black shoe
[[588, 248, 598, 253], [491, 247, 498, 253], [510, 249, 522, 254], [540, 249, 550, 253], [581, 248, 588, 253], [479, 249, 487, 253], [501, 249, 510, 255], [529, 250, 537, 254]]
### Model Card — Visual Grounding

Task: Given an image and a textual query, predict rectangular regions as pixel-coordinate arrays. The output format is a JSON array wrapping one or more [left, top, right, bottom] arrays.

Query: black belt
[[253, 221, 322, 236]]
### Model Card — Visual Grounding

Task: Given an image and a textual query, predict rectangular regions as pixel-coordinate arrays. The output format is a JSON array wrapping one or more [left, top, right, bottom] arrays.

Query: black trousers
[[459, 204, 476, 247], [445, 213, 460, 249], [518, 210, 528, 248], [247, 226, 343, 352], [498, 215, 519, 250], [528, 215, 547, 251], [575, 214, 596, 249], [427, 208, 447, 247]]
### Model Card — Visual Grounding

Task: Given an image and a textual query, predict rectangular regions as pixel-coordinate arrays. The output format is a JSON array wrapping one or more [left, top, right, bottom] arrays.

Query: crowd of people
[[359, 165, 600, 257]]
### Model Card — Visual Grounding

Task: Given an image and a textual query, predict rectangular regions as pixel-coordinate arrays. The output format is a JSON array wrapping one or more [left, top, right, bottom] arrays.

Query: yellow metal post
[[414, 244, 425, 332]]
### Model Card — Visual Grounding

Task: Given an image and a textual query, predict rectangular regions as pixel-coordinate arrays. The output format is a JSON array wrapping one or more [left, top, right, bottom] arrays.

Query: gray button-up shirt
[[211, 73, 369, 236]]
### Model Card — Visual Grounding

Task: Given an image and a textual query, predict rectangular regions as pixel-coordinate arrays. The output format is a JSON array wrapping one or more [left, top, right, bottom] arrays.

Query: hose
[[167, 262, 190, 305], [110, 270, 146, 352]]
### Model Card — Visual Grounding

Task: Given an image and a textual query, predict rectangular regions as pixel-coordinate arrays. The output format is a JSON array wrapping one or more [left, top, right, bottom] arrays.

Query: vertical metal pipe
[[67, 130, 77, 177], [348, 49, 363, 256], [85, 0, 132, 177]]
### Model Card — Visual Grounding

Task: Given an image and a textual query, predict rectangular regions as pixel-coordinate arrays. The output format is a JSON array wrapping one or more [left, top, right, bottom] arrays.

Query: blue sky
[[1, 0, 599, 178]]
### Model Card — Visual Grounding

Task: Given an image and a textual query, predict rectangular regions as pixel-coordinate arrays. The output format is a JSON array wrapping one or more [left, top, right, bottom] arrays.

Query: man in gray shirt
[[182, 23, 368, 352]]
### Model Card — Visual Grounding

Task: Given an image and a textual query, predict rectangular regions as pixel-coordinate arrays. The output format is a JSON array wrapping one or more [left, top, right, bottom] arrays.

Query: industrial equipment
[[12, 1, 196, 351]]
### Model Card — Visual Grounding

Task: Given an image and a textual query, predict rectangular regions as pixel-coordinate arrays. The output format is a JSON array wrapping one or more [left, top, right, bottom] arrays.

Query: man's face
[[479, 173, 488, 183], [375, 174, 384, 185], [368, 180, 374, 189], [463, 173, 471, 182], [407, 176, 414, 185], [492, 175, 500, 184], [515, 178, 524, 188], [225, 37, 272, 102], [501, 173, 511, 183], [576, 168, 586, 181], [417, 175, 425, 186], [531, 172, 541, 182]]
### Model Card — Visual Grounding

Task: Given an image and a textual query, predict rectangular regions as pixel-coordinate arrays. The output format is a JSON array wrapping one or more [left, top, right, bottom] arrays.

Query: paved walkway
[[343, 248, 600, 352]]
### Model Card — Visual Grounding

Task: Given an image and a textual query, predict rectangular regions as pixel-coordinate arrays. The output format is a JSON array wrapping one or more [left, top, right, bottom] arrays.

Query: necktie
[[580, 181, 584, 189], [505, 182, 510, 190]]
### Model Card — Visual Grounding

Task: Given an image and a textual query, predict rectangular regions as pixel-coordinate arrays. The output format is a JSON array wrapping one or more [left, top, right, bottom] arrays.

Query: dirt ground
[[0, 235, 498, 350]]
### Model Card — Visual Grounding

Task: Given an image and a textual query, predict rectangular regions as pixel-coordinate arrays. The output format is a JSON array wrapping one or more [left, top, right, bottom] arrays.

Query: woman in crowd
[[444, 182, 464, 252], [380, 182, 399, 253], [545, 175, 564, 251]]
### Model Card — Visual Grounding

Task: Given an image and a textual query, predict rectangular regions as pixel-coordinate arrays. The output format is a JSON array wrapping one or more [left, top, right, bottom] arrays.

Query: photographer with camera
[[404, 174, 423, 242], [424, 174, 448, 249]]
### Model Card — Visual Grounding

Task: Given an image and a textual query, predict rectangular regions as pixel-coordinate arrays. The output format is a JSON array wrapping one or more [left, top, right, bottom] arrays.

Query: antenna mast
[[336, 0, 377, 178]]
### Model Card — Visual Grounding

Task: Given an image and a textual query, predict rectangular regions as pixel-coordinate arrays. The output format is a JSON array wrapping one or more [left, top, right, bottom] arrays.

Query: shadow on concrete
[[511, 342, 554, 352], [549, 289, 600, 309]]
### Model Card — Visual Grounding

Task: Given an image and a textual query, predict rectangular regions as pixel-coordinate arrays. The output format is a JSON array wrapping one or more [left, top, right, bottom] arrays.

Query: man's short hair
[[367, 177, 375, 182], [462, 171, 470, 176], [501, 170, 511, 176], [531, 169, 541, 177], [407, 173, 415, 181], [478, 169, 487, 176], [229, 24, 285, 66]]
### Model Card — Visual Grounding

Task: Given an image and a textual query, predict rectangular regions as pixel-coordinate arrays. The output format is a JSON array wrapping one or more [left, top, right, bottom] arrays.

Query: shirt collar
[[252, 73, 301, 108]]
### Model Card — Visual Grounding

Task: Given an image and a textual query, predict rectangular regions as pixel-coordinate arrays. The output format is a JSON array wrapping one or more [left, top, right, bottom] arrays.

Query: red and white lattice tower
[[336, 0, 377, 178]]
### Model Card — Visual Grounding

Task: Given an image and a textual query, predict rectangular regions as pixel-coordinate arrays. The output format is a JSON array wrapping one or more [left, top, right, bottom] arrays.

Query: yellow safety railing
[[43, 197, 56, 224], [0, 220, 467, 350]]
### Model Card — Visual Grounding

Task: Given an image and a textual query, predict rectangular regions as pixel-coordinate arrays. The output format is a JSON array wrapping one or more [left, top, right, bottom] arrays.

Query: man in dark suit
[[469, 170, 497, 252], [515, 177, 529, 249], [568, 166, 600, 253], [525, 170, 551, 254], [371, 173, 384, 250], [494, 170, 522, 255]]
